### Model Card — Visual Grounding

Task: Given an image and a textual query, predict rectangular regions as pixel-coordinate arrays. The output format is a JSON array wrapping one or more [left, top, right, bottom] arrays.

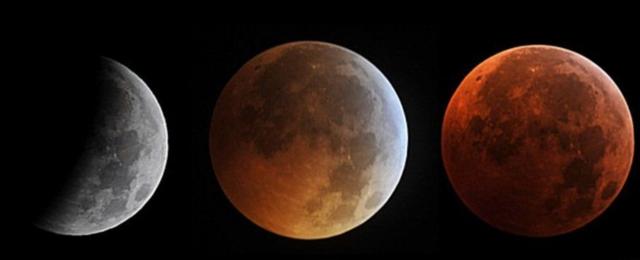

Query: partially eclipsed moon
[[442, 45, 634, 237], [35, 57, 168, 236], [210, 41, 408, 239]]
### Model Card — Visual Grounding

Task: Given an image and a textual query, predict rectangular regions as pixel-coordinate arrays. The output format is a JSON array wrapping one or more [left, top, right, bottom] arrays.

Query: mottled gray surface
[[211, 42, 408, 239], [35, 57, 168, 235]]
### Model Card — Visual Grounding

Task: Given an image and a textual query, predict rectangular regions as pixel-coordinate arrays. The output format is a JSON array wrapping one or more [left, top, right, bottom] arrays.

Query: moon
[[442, 45, 634, 237], [35, 57, 168, 235], [210, 41, 408, 239]]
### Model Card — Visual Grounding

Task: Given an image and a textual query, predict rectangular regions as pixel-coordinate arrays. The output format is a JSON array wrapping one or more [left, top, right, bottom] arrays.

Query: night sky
[[16, 24, 639, 257]]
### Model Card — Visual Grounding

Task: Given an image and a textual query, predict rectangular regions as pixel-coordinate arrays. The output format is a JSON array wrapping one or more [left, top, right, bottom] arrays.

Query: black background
[[17, 24, 639, 257]]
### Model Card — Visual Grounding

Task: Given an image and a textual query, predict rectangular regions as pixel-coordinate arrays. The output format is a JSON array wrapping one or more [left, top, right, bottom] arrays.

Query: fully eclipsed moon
[[442, 45, 634, 237], [35, 57, 168, 236], [209, 41, 408, 239]]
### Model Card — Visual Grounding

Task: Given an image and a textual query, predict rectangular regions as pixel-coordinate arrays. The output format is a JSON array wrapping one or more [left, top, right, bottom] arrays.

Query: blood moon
[[210, 42, 408, 239], [442, 45, 634, 237]]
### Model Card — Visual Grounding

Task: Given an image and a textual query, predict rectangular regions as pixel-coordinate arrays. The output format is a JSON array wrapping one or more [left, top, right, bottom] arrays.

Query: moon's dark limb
[[442, 45, 634, 237], [210, 42, 408, 239], [35, 57, 168, 236]]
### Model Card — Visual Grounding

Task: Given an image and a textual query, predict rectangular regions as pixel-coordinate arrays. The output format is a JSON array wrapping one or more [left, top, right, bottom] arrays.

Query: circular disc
[[210, 41, 408, 239], [442, 45, 634, 237]]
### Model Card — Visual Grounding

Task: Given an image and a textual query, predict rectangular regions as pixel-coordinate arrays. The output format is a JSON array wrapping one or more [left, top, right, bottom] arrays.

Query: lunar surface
[[35, 57, 168, 235], [210, 41, 408, 239], [442, 45, 634, 237]]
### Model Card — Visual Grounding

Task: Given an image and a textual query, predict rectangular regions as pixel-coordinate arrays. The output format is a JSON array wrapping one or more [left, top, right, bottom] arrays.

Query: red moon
[[210, 42, 408, 239], [442, 45, 634, 237]]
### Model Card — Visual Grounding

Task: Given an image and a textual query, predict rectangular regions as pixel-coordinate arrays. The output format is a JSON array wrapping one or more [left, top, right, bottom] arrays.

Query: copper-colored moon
[[442, 45, 634, 237], [210, 41, 408, 239]]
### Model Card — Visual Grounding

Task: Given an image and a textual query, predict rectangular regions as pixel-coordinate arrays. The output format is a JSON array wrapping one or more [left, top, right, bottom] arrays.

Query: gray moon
[[35, 57, 168, 235], [210, 41, 408, 239]]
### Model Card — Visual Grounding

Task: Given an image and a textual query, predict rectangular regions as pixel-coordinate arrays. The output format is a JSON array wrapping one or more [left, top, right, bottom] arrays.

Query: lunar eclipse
[[442, 45, 634, 237], [209, 41, 408, 239], [21, 24, 640, 256]]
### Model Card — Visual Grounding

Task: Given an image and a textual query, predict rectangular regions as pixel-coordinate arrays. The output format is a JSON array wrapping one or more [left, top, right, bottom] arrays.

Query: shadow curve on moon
[[35, 57, 168, 236]]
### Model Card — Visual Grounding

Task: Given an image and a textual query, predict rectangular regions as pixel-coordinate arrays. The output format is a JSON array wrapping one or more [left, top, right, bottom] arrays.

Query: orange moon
[[442, 45, 634, 237], [209, 42, 408, 239]]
